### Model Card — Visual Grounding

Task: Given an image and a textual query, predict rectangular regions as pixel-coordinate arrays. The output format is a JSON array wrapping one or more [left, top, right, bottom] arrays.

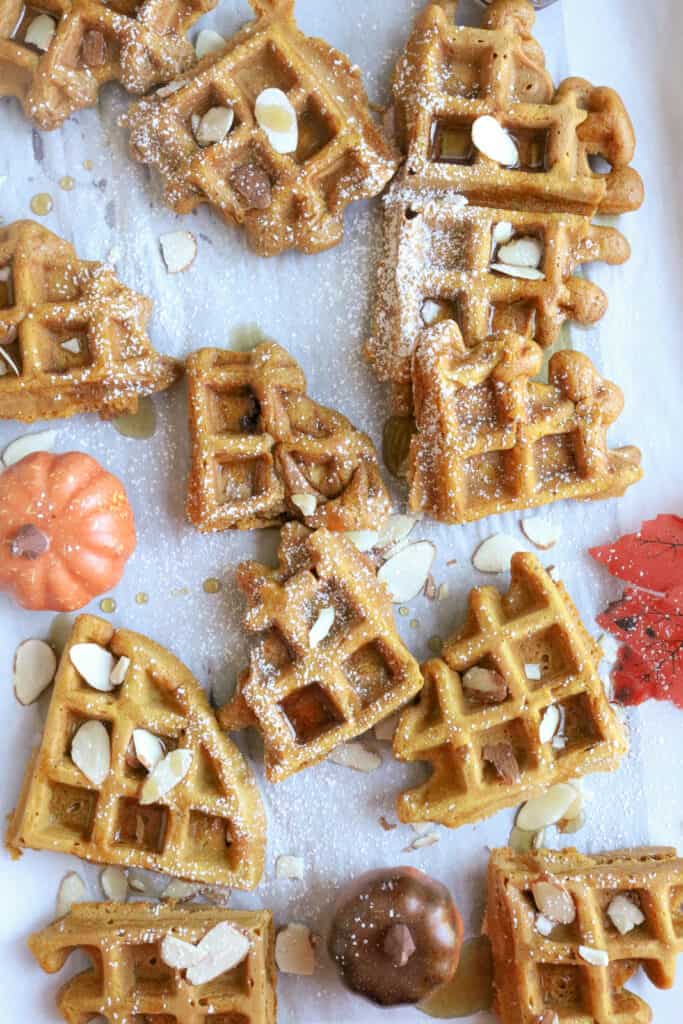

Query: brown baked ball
[[328, 866, 464, 1006]]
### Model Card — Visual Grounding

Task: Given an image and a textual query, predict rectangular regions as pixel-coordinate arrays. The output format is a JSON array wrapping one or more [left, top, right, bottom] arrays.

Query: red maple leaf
[[590, 514, 683, 597], [610, 646, 664, 707]]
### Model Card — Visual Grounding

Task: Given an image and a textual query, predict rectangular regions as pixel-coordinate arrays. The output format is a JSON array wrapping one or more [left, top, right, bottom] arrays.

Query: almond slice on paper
[[497, 235, 543, 269], [377, 514, 418, 551], [160, 231, 197, 274], [607, 894, 645, 935], [490, 263, 545, 281], [127, 869, 157, 896], [71, 720, 111, 786], [309, 607, 334, 648], [132, 728, 166, 772], [255, 88, 298, 154], [187, 922, 251, 984], [195, 28, 225, 58], [462, 666, 508, 704], [329, 742, 381, 773], [194, 106, 234, 146], [161, 933, 202, 970], [579, 945, 609, 967], [345, 529, 379, 552], [291, 492, 317, 517], [161, 879, 200, 902], [472, 533, 522, 574], [2, 428, 57, 467], [110, 655, 130, 688], [374, 712, 400, 742], [100, 866, 129, 902], [25, 13, 56, 51], [140, 748, 193, 805], [471, 115, 518, 166], [275, 923, 316, 975], [70, 643, 116, 691], [531, 879, 576, 925], [521, 517, 562, 550], [13, 638, 56, 705], [276, 855, 305, 881], [378, 541, 435, 602], [516, 783, 577, 832], [509, 826, 545, 853], [482, 742, 521, 784], [56, 871, 86, 918]]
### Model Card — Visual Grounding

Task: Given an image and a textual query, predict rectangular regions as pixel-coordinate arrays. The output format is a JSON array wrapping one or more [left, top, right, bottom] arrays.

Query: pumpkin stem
[[383, 923, 416, 967], [10, 524, 50, 560]]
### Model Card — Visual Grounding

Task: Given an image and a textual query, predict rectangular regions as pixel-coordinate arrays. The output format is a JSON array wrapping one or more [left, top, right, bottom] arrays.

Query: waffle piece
[[365, 181, 631, 406], [393, 1, 644, 216], [30, 902, 276, 1024], [218, 523, 424, 781], [485, 845, 683, 1024], [0, 220, 180, 421], [187, 341, 391, 532], [0, 0, 215, 130], [124, 0, 399, 256], [393, 552, 628, 827], [7, 614, 266, 889], [406, 322, 642, 523]]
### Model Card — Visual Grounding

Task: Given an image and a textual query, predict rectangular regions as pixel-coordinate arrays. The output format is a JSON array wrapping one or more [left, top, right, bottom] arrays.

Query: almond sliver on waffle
[[186, 341, 391, 532], [394, 552, 627, 828], [407, 322, 642, 523], [393, 1, 644, 216], [218, 523, 424, 782], [485, 846, 683, 1024], [30, 902, 276, 1024], [0, 220, 180, 422], [124, 0, 399, 256], [0, 0, 216, 130], [7, 614, 266, 889]]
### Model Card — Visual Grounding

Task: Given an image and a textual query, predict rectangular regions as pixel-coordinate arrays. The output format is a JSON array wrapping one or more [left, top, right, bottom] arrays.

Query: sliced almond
[[521, 517, 562, 550], [56, 871, 86, 918], [462, 666, 508, 704], [255, 88, 298, 154], [275, 923, 316, 975], [160, 231, 197, 274], [187, 922, 250, 984], [127, 869, 157, 896], [0, 344, 19, 376], [100, 866, 129, 903], [2, 428, 57, 467], [509, 826, 545, 853], [60, 338, 81, 354], [345, 529, 379, 552], [0, 265, 10, 280], [71, 720, 111, 786], [309, 607, 334, 648], [13, 638, 57, 705], [539, 705, 561, 744], [497, 236, 543, 269], [557, 809, 586, 835], [525, 663, 542, 681], [492, 221, 514, 245], [110, 655, 130, 688], [276, 855, 305, 881], [161, 933, 202, 970], [194, 106, 234, 147], [607, 894, 645, 935], [472, 534, 522, 574], [378, 540, 435, 603], [482, 742, 521, 784], [411, 821, 435, 836], [410, 832, 439, 850], [490, 262, 545, 281], [132, 728, 166, 772], [140, 748, 193, 805], [195, 28, 225, 58], [161, 879, 200, 902], [374, 711, 400, 742], [377, 514, 418, 551], [328, 742, 381, 773], [156, 80, 184, 98], [25, 13, 56, 51], [579, 945, 609, 967], [70, 643, 116, 691], [421, 299, 450, 326], [291, 492, 317, 517], [471, 115, 518, 166], [535, 914, 555, 937], [531, 879, 576, 925], [516, 784, 577, 832]]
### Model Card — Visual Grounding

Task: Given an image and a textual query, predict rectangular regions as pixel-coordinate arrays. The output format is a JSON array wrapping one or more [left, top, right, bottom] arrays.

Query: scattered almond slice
[[531, 879, 576, 924], [309, 607, 334, 648], [100, 866, 129, 903], [161, 879, 200, 902], [2, 428, 57, 467], [198, 884, 232, 908], [187, 922, 251, 984], [345, 529, 379, 552], [140, 748, 193, 805], [378, 540, 435, 602], [607, 894, 645, 935], [509, 826, 545, 853], [472, 533, 522, 574], [329, 742, 381, 773], [60, 338, 81, 354], [462, 666, 508, 704], [276, 855, 304, 881], [195, 28, 225, 58], [291, 492, 317, 517], [161, 933, 202, 970], [420, 299, 449, 326], [160, 231, 197, 274], [525, 663, 542, 681], [13, 638, 56, 705], [374, 712, 400, 742], [539, 704, 561, 744], [497, 235, 543, 269], [579, 945, 609, 967], [411, 821, 435, 836], [70, 642, 116, 691], [492, 221, 514, 245], [56, 872, 86, 918], [482, 742, 521, 784], [521, 517, 562, 550], [471, 115, 518, 166], [275, 923, 316, 975], [110, 655, 130, 688], [255, 88, 298, 154], [132, 728, 166, 772], [156, 79, 184, 98], [71, 720, 111, 786], [560, 784, 584, 825], [535, 914, 555, 937], [128, 869, 157, 896], [0, 345, 19, 376], [557, 809, 586, 835], [377, 514, 418, 551], [194, 106, 234, 146], [516, 784, 577, 832], [410, 833, 439, 850], [490, 263, 545, 281], [25, 13, 56, 51]]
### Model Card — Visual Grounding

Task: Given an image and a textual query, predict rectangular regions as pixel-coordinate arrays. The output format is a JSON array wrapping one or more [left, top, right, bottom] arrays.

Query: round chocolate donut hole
[[327, 866, 464, 1006]]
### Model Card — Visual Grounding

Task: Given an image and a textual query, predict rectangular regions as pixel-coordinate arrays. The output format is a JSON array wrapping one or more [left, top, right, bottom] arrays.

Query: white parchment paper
[[1, 1, 682, 1021]]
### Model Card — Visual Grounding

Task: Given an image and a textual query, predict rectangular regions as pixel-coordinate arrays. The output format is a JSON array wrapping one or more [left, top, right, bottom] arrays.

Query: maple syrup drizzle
[[418, 937, 493, 1018], [30, 192, 53, 216], [112, 396, 157, 440]]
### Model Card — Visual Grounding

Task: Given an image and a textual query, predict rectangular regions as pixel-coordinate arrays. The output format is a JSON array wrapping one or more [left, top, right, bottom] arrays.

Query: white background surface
[[1, 1, 682, 1021]]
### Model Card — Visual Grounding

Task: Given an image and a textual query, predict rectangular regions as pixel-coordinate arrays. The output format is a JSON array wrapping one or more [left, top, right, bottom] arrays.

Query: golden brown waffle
[[365, 181, 632, 408], [0, 220, 180, 421], [124, 0, 399, 255], [7, 614, 266, 889], [186, 341, 391, 532], [393, 1, 644, 216], [0, 0, 215, 130], [486, 845, 683, 1024], [407, 322, 642, 523], [30, 901, 276, 1024], [218, 523, 424, 781], [393, 552, 628, 828]]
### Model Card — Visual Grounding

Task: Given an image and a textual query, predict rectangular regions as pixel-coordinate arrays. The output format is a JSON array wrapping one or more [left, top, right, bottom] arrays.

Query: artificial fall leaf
[[610, 645, 662, 707], [590, 514, 683, 598]]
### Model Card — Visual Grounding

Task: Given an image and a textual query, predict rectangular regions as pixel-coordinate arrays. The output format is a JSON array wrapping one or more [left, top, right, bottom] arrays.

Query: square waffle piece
[[30, 902, 276, 1024], [407, 322, 642, 523], [124, 0, 399, 255], [393, 552, 628, 828], [7, 614, 266, 889], [186, 340, 391, 532], [0, 0, 215, 130], [485, 845, 683, 1024], [0, 220, 180, 421], [218, 523, 424, 781], [393, 0, 644, 216]]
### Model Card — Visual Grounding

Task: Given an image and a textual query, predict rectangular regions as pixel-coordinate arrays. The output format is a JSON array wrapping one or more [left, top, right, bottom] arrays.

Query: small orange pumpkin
[[0, 451, 136, 611]]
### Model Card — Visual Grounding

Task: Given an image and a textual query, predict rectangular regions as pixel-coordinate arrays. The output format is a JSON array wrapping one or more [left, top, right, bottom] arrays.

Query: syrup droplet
[[418, 937, 493, 1018], [112, 396, 157, 440], [30, 192, 53, 216], [170, 586, 189, 598], [99, 598, 117, 614], [203, 578, 221, 594], [83, 160, 93, 171], [59, 176, 75, 191], [135, 592, 149, 605]]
